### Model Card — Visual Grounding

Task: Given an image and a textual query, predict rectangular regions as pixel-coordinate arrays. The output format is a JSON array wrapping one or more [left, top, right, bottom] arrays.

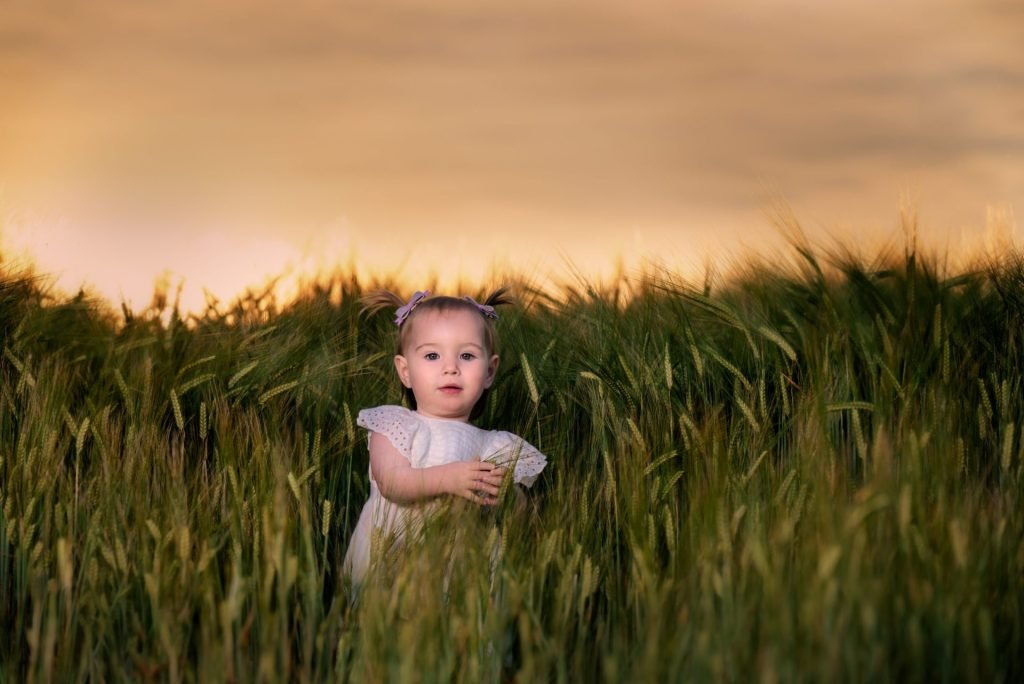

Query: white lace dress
[[342, 404, 548, 586]]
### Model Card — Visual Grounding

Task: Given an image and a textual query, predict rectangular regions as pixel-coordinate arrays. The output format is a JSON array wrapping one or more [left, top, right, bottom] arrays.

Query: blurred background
[[1, 0, 1020, 314]]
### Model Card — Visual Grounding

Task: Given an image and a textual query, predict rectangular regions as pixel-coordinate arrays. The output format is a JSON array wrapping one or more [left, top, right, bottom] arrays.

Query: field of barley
[[1, 227, 1022, 681]]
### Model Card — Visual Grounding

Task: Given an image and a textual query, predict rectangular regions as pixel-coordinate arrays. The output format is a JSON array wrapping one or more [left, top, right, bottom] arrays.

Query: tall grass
[[1, 229, 1022, 681]]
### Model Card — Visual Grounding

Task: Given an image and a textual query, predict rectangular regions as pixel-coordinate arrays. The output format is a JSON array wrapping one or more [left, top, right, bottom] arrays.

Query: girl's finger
[[472, 492, 494, 506], [476, 468, 499, 481], [470, 479, 498, 494]]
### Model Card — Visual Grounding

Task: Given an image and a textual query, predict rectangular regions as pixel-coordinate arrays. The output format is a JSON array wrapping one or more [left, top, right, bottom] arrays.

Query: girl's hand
[[442, 458, 507, 506]]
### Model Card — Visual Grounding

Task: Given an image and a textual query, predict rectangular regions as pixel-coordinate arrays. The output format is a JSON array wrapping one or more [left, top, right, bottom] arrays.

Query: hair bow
[[394, 290, 430, 326], [463, 295, 498, 320]]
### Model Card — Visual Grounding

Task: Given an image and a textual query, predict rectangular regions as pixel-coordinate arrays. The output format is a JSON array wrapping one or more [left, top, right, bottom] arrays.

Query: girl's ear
[[485, 354, 500, 388], [394, 355, 411, 388]]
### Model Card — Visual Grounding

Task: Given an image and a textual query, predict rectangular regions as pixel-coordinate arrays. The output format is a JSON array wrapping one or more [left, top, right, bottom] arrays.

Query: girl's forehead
[[406, 309, 487, 343]]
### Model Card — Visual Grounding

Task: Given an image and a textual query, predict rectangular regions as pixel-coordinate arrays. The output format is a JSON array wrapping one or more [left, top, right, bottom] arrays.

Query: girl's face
[[393, 308, 499, 421]]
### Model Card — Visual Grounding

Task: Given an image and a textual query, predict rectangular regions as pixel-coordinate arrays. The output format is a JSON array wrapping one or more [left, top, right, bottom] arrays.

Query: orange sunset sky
[[1, 0, 1021, 314]]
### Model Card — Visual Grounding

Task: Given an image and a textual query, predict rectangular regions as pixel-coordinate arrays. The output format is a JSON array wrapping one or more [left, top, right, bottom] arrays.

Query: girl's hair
[[359, 287, 514, 419]]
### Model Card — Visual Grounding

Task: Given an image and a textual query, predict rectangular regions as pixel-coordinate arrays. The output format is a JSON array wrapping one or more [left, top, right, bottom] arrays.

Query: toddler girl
[[342, 288, 548, 587]]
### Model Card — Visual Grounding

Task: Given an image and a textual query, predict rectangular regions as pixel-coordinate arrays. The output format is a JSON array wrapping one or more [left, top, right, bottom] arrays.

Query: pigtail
[[358, 289, 406, 318], [481, 286, 515, 310]]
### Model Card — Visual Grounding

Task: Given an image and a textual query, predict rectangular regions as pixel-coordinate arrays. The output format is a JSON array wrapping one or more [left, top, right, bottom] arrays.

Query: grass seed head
[[663, 342, 673, 390], [75, 417, 91, 455], [57, 537, 73, 591], [199, 401, 208, 439], [522, 353, 540, 405], [287, 472, 302, 502], [170, 389, 184, 430], [321, 500, 332, 536]]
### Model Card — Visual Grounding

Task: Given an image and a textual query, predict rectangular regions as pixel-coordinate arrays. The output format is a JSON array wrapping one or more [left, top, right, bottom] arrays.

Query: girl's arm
[[369, 432, 506, 506]]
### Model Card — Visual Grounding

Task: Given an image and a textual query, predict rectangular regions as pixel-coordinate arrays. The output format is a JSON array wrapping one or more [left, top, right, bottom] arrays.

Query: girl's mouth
[[440, 385, 462, 394]]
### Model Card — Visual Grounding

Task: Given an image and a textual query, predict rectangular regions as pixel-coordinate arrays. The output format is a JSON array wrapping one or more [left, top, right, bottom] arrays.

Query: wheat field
[[1, 228, 1022, 681]]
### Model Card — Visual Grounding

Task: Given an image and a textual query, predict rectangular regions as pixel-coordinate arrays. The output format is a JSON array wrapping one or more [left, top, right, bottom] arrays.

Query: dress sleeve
[[484, 432, 548, 487], [356, 405, 420, 461]]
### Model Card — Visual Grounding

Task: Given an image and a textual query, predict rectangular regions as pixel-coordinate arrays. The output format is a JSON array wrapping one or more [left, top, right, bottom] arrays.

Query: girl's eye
[[425, 352, 439, 360], [460, 352, 476, 361]]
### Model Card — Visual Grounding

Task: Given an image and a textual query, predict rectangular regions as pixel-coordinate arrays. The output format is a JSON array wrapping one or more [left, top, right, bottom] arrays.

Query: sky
[[1, 0, 1021, 313]]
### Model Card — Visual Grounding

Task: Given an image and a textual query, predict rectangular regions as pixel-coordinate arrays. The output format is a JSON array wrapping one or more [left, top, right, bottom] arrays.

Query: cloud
[[0, 0, 1020, 293]]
